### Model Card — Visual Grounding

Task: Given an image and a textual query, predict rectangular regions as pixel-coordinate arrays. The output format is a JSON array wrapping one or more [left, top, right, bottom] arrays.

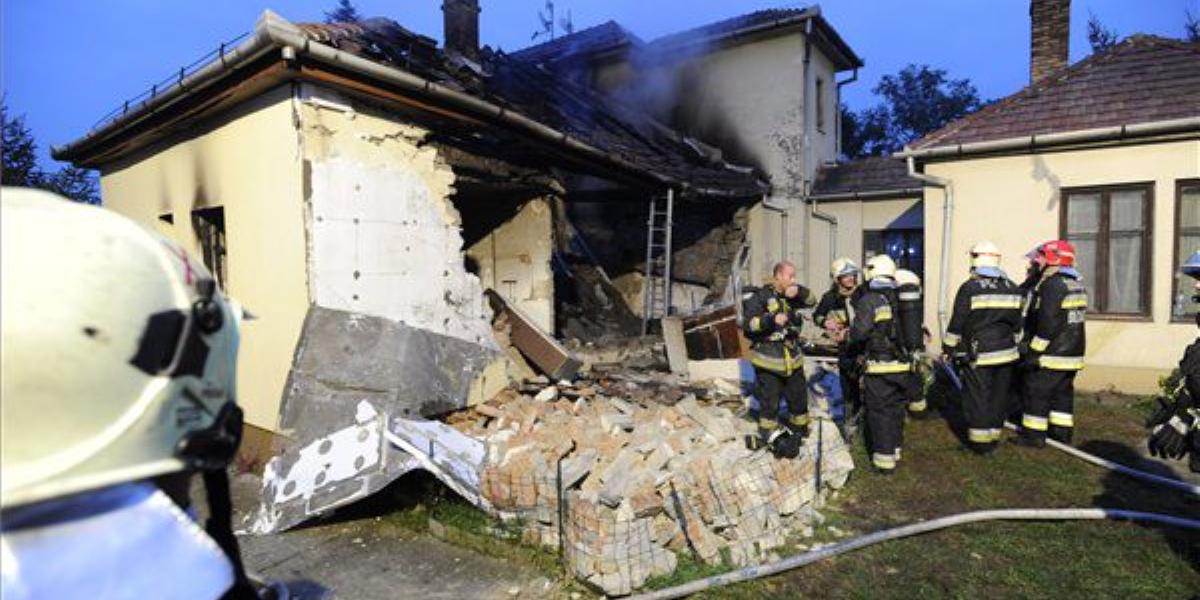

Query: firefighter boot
[[1009, 429, 1046, 448], [1048, 425, 1073, 445]]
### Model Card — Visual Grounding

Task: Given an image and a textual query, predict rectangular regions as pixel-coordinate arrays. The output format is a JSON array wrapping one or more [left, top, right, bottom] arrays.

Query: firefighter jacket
[[848, 282, 910, 375], [896, 281, 924, 354], [943, 274, 1023, 366], [1181, 338, 1200, 410], [1024, 268, 1088, 371], [813, 285, 862, 345], [742, 284, 816, 375]]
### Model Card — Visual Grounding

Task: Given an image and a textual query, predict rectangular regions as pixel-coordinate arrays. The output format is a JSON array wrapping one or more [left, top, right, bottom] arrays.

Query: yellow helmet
[[830, 257, 859, 279], [1, 188, 246, 508], [970, 241, 1002, 269], [864, 254, 897, 281]]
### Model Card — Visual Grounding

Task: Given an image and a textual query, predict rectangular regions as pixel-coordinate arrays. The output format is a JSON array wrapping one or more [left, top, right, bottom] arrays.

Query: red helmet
[[1040, 240, 1076, 267]]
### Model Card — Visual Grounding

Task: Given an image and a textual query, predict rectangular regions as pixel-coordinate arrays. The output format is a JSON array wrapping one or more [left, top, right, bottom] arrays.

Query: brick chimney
[[443, 0, 480, 63], [1030, 0, 1070, 84]]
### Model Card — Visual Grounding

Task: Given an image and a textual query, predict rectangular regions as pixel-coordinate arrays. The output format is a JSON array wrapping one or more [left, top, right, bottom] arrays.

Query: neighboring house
[[52, 7, 766, 454], [515, 7, 864, 290], [807, 156, 924, 281], [901, 0, 1200, 393]]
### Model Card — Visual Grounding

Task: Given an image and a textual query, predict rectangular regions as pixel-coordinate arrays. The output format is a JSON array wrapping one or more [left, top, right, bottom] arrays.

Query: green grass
[[699, 392, 1200, 599]]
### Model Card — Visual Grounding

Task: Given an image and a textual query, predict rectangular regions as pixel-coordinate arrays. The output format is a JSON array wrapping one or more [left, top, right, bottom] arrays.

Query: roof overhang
[[54, 11, 766, 199], [807, 187, 925, 202], [899, 117, 1200, 163]]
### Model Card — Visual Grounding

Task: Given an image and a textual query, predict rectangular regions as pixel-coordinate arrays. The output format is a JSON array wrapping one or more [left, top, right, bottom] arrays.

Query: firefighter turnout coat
[[742, 285, 816, 375]]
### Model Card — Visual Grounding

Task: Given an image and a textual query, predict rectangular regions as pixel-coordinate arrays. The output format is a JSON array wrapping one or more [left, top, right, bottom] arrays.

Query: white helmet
[[864, 254, 897, 281], [830, 257, 859, 279], [1, 188, 246, 509], [894, 269, 921, 288], [970, 241, 1002, 270]]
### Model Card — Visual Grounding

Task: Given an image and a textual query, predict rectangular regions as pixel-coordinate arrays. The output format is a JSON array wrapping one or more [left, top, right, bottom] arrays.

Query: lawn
[[694, 391, 1200, 599]]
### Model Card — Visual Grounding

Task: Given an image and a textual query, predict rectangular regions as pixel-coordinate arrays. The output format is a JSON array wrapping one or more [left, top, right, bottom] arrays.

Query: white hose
[[629, 508, 1200, 600], [1001, 421, 1200, 496]]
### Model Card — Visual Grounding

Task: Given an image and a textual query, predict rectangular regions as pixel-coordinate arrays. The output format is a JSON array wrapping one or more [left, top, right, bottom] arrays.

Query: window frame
[[815, 76, 826, 134], [1172, 178, 1200, 323], [1058, 181, 1154, 321], [863, 227, 924, 281], [191, 206, 228, 290]]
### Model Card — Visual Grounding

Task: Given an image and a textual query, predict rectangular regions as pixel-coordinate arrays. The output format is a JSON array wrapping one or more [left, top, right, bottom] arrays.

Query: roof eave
[[899, 117, 1200, 162]]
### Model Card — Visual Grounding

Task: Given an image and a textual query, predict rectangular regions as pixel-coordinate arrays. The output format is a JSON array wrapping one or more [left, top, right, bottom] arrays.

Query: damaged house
[[52, 5, 777, 526]]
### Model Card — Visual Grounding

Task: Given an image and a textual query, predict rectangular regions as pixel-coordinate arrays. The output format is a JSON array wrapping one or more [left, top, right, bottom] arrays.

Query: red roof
[[911, 35, 1200, 150]]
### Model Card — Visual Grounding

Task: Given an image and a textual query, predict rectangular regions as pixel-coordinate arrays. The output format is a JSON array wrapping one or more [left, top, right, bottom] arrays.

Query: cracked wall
[[463, 196, 555, 333]]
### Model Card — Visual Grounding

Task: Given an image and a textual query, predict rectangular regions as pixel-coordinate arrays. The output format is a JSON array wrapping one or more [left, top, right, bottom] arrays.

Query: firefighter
[[1013, 240, 1088, 447], [742, 261, 817, 457], [848, 255, 910, 474], [1146, 251, 1200, 472], [942, 242, 1023, 453], [813, 257, 863, 419], [894, 268, 931, 419], [0, 189, 272, 599]]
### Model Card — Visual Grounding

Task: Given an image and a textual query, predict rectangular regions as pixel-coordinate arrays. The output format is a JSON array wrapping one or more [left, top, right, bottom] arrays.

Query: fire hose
[[627, 359, 1200, 599]]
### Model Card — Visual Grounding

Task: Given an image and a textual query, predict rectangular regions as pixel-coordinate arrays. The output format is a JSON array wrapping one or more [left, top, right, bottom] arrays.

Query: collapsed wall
[[448, 376, 854, 596]]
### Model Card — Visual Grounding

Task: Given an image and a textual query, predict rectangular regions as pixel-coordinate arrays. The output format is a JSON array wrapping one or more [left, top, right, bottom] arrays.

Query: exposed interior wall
[[296, 84, 497, 349], [463, 196, 555, 333], [98, 85, 307, 431], [922, 139, 1200, 393]]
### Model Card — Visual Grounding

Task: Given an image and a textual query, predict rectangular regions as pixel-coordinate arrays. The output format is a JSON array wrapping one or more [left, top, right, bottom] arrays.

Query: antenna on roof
[[532, 0, 555, 42], [560, 9, 574, 35]]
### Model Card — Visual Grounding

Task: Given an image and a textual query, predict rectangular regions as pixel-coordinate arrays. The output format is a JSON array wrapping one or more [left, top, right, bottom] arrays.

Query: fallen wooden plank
[[486, 290, 581, 380]]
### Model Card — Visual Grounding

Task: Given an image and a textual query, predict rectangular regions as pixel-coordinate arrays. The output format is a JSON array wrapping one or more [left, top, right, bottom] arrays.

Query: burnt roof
[[811, 157, 921, 197], [510, 21, 641, 65], [912, 35, 1200, 150], [297, 18, 766, 197]]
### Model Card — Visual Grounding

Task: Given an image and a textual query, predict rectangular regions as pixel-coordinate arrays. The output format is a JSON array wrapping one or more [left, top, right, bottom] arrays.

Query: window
[[1173, 179, 1200, 321], [191, 206, 227, 289], [1060, 183, 1153, 317], [864, 228, 924, 281], [815, 77, 826, 133]]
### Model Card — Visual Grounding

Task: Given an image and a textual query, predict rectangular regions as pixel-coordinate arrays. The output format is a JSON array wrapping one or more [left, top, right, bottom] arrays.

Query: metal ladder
[[642, 189, 674, 335]]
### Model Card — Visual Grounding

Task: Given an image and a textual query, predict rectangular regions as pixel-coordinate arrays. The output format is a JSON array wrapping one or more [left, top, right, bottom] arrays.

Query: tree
[[841, 65, 984, 158], [1186, 9, 1200, 42], [1, 101, 100, 204], [324, 0, 361, 23], [1087, 12, 1118, 54]]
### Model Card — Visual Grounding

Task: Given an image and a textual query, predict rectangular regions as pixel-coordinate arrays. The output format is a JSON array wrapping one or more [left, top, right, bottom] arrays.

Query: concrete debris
[[451, 375, 854, 596]]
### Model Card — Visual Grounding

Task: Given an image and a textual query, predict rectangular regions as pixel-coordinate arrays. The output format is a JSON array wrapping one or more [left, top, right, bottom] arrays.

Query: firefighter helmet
[[1041, 240, 1076, 267], [895, 269, 921, 288], [865, 254, 897, 281], [830, 257, 860, 279], [0, 188, 247, 509], [969, 241, 1002, 269]]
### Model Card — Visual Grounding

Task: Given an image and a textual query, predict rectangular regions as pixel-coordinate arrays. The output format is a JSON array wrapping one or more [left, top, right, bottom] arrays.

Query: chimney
[[1030, 0, 1070, 84], [443, 0, 480, 63]]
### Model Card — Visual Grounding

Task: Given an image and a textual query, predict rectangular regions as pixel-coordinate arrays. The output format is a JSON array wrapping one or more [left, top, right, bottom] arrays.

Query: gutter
[[55, 11, 766, 199], [897, 117, 1200, 161], [904, 155, 953, 341], [807, 187, 924, 202]]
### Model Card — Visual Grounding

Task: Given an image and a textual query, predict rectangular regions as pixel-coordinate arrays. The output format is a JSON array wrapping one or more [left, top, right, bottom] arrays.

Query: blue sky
[[3, 0, 1194, 170]]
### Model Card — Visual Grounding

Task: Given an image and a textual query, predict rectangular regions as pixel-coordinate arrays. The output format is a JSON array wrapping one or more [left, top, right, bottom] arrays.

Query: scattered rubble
[[447, 373, 854, 596]]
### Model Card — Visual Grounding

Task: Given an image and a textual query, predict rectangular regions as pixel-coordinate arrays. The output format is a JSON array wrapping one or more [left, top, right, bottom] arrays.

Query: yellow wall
[[99, 85, 309, 429], [921, 139, 1200, 392], [805, 197, 921, 288]]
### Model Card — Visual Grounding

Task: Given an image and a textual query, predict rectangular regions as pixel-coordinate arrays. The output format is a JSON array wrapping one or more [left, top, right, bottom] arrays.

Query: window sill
[[1087, 313, 1154, 323]]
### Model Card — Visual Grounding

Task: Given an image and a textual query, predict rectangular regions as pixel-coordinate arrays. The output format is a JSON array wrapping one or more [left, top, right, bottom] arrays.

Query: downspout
[[905, 154, 953, 340], [799, 17, 814, 282]]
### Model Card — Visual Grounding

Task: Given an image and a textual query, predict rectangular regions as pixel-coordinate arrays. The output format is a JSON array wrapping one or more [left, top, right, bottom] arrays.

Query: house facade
[[903, 16, 1200, 392]]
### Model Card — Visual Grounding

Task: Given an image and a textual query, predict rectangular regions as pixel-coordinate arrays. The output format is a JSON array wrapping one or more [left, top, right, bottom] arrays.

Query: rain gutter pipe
[[904, 154, 953, 340]]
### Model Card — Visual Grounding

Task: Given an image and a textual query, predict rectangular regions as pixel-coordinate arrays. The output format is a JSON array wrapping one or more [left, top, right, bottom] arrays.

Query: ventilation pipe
[[905, 155, 953, 340]]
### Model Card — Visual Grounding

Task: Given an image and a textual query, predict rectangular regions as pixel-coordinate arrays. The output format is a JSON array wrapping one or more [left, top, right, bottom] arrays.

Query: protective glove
[[1147, 397, 1196, 460]]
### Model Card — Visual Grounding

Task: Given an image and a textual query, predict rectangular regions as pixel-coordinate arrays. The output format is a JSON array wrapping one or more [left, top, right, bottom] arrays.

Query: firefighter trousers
[[1022, 369, 1077, 442], [753, 367, 809, 433], [864, 372, 908, 471], [962, 363, 1012, 448]]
